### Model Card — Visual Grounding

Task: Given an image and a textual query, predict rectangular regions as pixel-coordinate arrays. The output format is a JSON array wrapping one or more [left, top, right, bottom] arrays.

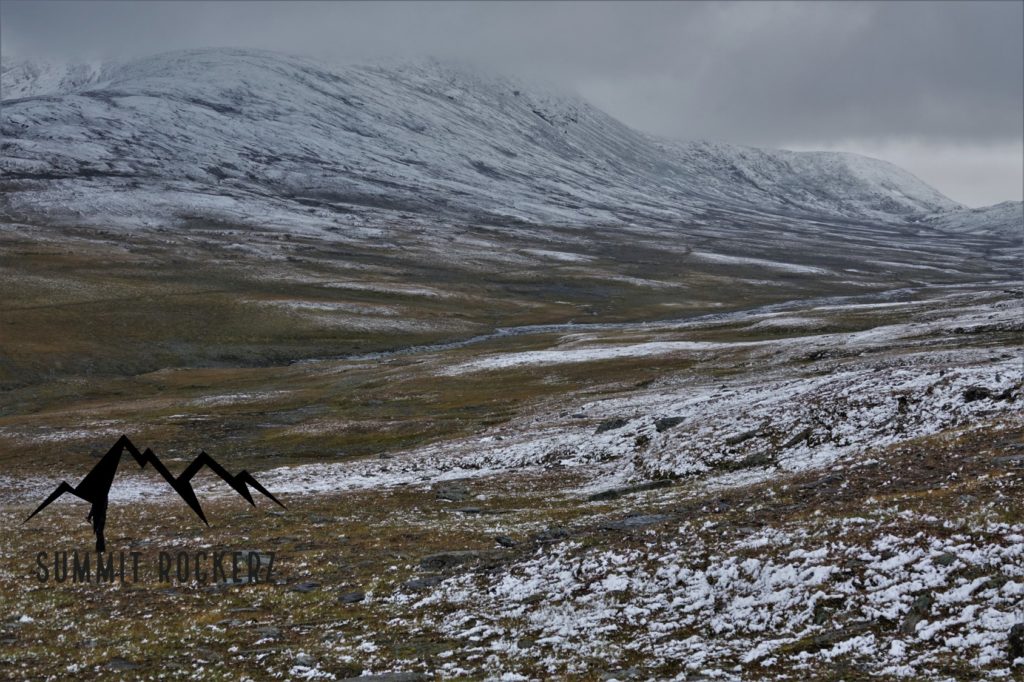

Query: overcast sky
[[2, 0, 1021, 207]]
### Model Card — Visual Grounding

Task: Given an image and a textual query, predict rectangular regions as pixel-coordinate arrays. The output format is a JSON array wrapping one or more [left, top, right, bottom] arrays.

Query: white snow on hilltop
[[919, 200, 1023, 238], [1, 48, 985, 233]]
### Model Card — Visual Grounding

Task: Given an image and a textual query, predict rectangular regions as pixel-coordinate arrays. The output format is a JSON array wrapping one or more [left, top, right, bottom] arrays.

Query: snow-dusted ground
[[250, 290, 1022, 499], [390, 517, 1024, 680], [6, 289, 1015, 510]]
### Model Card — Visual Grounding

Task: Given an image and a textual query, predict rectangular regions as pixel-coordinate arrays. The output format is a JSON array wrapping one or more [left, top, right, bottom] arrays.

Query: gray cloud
[[2, 1, 1021, 206]]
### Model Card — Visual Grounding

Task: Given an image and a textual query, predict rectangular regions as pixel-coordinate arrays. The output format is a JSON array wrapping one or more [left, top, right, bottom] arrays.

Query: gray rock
[[587, 478, 673, 502], [419, 551, 480, 571], [783, 620, 874, 654], [601, 514, 671, 531], [782, 426, 813, 449], [812, 595, 845, 625], [289, 581, 320, 593], [404, 575, 444, 590], [724, 451, 775, 471], [934, 553, 957, 567], [963, 386, 993, 402], [104, 658, 141, 671], [654, 417, 684, 433], [214, 618, 244, 628], [253, 625, 282, 638], [294, 653, 316, 667], [533, 527, 571, 543], [338, 674, 429, 682], [338, 590, 365, 604], [1009, 623, 1024, 663], [495, 535, 517, 548], [724, 427, 761, 446], [434, 483, 471, 502], [900, 592, 934, 635], [595, 418, 630, 434]]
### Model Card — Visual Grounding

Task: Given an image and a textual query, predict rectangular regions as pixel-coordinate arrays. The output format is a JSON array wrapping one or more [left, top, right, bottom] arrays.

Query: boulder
[[594, 418, 630, 434], [419, 551, 480, 571], [1009, 623, 1024, 663]]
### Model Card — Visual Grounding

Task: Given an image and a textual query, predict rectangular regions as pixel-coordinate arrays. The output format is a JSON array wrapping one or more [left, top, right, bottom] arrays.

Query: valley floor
[[0, 283, 1021, 680]]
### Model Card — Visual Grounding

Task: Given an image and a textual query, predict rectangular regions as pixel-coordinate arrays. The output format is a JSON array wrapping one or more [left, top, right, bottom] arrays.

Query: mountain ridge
[[3, 48, 998, 235]]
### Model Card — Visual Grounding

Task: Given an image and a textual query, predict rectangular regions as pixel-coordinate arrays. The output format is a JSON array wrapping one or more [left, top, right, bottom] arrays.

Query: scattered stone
[[338, 591, 365, 604], [782, 426, 813, 449], [104, 658, 141, 672], [434, 482, 471, 502], [992, 454, 1024, 467], [533, 527, 571, 543], [454, 506, 483, 514], [587, 479, 673, 501], [289, 581, 320, 593], [295, 652, 316, 667], [419, 551, 480, 571], [934, 553, 957, 567], [601, 514, 672, 531], [1008, 623, 1024, 663], [253, 626, 281, 638], [655, 416, 685, 433], [495, 535, 517, 548], [594, 418, 630, 434], [812, 596, 845, 625], [724, 427, 761, 446], [900, 592, 934, 635], [798, 474, 841, 490], [983, 575, 1009, 592], [723, 451, 775, 471], [404, 575, 444, 590], [781, 620, 874, 654], [963, 386, 993, 402], [338, 673, 429, 682]]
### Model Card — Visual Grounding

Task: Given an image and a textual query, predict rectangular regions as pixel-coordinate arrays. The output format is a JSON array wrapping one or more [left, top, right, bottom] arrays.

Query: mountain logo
[[25, 435, 285, 552]]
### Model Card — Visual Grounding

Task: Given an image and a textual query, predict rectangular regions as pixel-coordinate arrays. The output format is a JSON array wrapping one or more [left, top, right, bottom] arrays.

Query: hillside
[[1, 48, 971, 231]]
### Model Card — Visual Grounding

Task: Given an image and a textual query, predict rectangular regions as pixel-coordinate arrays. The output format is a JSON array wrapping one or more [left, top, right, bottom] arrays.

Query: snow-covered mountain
[[919, 200, 1023, 238], [0, 48, 980, 233]]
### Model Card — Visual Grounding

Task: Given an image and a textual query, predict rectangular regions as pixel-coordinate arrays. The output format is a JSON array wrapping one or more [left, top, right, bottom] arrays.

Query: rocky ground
[[0, 282, 1020, 681]]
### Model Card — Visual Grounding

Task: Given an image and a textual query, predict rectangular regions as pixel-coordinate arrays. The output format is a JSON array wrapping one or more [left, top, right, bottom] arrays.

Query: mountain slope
[[919, 200, 1023, 238], [1, 48, 967, 232]]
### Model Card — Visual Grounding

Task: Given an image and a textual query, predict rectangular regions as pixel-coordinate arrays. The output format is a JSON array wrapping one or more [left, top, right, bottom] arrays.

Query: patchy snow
[[383, 517, 1024, 679], [691, 251, 831, 275], [4, 291, 1016, 510]]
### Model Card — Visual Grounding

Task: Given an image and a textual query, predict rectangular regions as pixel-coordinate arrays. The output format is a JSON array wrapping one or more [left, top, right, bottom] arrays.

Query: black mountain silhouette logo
[[26, 435, 285, 552]]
